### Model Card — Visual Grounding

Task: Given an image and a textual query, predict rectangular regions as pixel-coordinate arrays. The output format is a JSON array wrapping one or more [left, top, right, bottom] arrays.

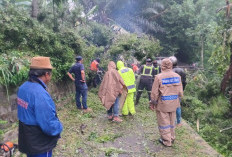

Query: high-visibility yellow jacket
[[117, 61, 136, 93]]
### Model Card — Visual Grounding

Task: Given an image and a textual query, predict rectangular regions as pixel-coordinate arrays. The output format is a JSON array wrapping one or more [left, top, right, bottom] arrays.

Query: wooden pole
[[197, 118, 200, 132]]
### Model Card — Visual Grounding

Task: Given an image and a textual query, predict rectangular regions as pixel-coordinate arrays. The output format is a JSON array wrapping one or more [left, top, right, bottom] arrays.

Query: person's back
[[117, 61, 136, 94], [169, 56, 186, 90], [17, 56, 63, 156], [117, 61, 136, 116], [136, 58, 156, 105], [67, 56, 91, 113], [150, 58, 183, 147], [139, 64, 154, 81], [169, 56, 186, 127], [98, 61, 125, 122], [155, 70, 183, 112], [90, 58, 101, 87], [173, 67, 186, 90], [132, 64, 139, 74], [18, 81, 61, 155], [71, 62, 85, 86], [90, 60, 99, 72]]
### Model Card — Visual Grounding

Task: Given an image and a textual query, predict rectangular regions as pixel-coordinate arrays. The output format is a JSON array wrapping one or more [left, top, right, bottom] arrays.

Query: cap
[[30, 56, 53, 69], [75, 56, 83, 61], [146, 58, 152, 62], [96, 58, 100, 63], [169, 56, 177, 66]]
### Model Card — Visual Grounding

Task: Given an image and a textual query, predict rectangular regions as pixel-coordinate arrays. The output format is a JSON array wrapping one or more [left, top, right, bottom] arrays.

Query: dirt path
[[54, 91, 222, 157]]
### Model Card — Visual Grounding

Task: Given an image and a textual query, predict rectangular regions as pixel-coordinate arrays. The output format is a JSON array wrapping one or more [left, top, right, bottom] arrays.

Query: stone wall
[[0, 81, 75, 123]]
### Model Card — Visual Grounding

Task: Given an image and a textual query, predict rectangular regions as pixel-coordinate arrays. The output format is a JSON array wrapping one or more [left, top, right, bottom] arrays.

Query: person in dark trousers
[[90, 58, 101, 87], [17, 56, 63, 157], [67, 56, 92, 113], [135, 58, 158, 105], [169, 56, 187, 127]]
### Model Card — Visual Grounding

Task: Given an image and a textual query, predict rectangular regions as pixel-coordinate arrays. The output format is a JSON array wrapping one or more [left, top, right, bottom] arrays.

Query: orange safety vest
[[90, 60, 99, 71]]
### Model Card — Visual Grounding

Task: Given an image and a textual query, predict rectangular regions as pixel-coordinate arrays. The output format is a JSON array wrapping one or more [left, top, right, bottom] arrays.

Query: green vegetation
[[183, 71, 232, 156], [0, 0, 232, 156], [52, 90, 219, 157]]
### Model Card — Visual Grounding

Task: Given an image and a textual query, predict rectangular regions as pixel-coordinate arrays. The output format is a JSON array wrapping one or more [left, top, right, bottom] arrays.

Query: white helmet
[[169, 56, 177, 66]]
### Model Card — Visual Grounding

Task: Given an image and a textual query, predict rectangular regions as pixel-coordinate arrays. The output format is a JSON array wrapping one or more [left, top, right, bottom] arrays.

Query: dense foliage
[[183, 71, 232, 156], [0, 1, 161, 88], [0, 0, 232, 156]]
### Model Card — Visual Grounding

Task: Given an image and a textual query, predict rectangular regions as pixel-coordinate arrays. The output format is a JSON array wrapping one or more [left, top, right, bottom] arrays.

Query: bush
[[77, 22, 113, 47], [182, 71, 232, 156], [108, 34, 162, 63]]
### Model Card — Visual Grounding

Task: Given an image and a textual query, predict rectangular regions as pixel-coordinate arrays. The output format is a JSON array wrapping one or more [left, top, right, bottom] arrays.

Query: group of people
[[66, 55, 186, 146], [16, 55, 186, 157]]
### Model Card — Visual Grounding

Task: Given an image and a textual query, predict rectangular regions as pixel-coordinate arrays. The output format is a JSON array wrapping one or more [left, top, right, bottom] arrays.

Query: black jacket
[[173, 67, 187, 90], [18, 121, 60, 155]]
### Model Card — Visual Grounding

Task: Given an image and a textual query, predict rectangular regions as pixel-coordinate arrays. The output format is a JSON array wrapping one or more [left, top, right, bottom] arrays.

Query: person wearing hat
[[67, 56, 92, 113], [98, 61, 126, 122], [17, 56, 63, 157], [150, 58, 183, 147], [135, 58, 157, 105], [117, 61, 136, 116]]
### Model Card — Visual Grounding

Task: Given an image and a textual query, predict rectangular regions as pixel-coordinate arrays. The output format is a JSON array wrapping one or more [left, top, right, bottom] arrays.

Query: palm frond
[[142, 8, 159, 15], [136, 17, 164, 33], [152, 2, 164, 10], [86, 5, 98, 17]]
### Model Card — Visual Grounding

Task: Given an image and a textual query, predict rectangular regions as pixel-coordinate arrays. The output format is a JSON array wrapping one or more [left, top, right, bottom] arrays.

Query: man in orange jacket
[[90, 58, 101, 87]]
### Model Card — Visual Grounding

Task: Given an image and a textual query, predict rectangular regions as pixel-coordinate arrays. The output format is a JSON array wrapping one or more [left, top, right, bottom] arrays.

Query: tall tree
[[31, 0, 39, 18]]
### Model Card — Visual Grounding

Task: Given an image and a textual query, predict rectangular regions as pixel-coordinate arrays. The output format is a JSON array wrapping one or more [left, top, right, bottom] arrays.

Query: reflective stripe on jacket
[[142, 65, 153, 77], [151, 70, 183, 112], [154, 66, 160, 74], [118, 67, 136, 93], [117, 61, 136, 93]]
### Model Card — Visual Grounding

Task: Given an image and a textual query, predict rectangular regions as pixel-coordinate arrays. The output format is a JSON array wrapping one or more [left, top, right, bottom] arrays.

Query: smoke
[[107, 0, 164, 34]]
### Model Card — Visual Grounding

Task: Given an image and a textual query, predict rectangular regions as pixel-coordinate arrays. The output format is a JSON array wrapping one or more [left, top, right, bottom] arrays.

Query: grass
[[52, 89, 221, 157]]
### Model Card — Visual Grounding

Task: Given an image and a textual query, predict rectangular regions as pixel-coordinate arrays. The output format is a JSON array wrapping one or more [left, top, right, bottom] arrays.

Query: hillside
[[52, 89, 222, 157], [0, 1, 232, 156]]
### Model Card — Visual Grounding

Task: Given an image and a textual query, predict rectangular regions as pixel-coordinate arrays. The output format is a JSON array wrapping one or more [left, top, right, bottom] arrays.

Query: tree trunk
[[201, 36, 204, 69], [221, 52, 232, 116], [221, 54, 232, 93], [31, 0, 39, 18]]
